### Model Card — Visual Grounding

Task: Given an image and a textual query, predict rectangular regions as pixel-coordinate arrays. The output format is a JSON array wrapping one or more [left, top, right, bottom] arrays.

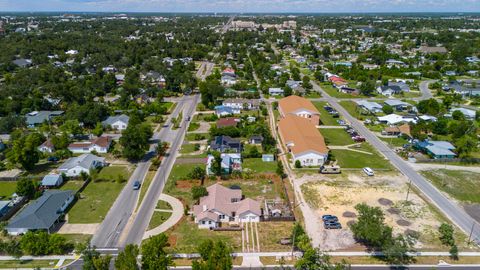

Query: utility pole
[[405, 178, 412, 202], [468, 222, 476, 244]]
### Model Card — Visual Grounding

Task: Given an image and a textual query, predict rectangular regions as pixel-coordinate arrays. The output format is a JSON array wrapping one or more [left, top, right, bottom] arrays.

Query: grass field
[[98, 165, 130, 181], [319, 128, 353, 146], [60, 234, 92, 246], [319, 82, 363, 99], [68, 166, 131, 223], [180, 143, 199, 154], [187, 122, 200, 132], [60, 180, 84, 192], [243, 158, 277, 173], [338, 100, 362, 119], [379, 136, 408, 148], [312, 101, 340, 126], [421, 170, 480, 203], [167, 218, 242, 253], [0, 260, 58, 269], [148, 211, 172, 230], [0, 182, 17, 199], [185, 133, 208, 141], [330, 143, 392, 169]]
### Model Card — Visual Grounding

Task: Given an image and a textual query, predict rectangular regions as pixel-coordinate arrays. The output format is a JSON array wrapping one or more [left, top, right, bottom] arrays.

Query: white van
[[363, 167, 374, 176]]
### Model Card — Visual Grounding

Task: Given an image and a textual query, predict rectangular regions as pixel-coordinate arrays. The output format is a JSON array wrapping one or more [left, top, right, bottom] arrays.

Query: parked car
[[133, 181, 141, 190], [337, 119, 346, 125], [363, 167, 374, 176], [322, 215, 338, 222], [352, 136, 365, 142], [324, 222, 342, 229], [47, 156, 59, 162]]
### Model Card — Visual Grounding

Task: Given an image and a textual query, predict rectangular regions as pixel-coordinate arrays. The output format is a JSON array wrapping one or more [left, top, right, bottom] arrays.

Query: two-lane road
[[310, 80, 480, 245], [91, 95, 197, 248]]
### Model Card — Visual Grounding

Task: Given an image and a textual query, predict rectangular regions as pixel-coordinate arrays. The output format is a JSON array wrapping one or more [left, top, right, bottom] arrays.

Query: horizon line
[[1, 11, 480, 15]]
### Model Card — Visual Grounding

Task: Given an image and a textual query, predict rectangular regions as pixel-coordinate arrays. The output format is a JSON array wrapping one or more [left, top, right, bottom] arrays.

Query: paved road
[[310, 80, 480, 245], [90, 95, 198, 248], [419, 80, 435, 100], [121, 94, 199, 246], [196, 61, 214, 81]]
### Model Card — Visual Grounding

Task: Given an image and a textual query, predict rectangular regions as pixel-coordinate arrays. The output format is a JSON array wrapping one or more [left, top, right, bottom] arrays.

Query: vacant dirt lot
[[298, 172, 454, 251]]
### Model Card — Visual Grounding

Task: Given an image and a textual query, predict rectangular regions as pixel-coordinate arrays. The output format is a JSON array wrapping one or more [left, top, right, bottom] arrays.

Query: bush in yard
[[188, 166, 206, 180], [141, 233, 172, 270], [295, 160, 302, 168], [20, 231, 73, 255], [191, 186, 208, 201], [438, 223, 458, 260]]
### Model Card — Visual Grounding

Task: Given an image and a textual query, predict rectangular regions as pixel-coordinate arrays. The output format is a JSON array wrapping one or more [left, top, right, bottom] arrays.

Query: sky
[[0, 0, 479, 13]]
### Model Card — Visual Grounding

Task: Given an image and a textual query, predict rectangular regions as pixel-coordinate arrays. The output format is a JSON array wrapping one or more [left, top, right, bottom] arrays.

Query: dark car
[[47, 156, 59, 162], [133, 181, 141, 190], [324, 222, 342, 229], [322, 215, 338, 222]]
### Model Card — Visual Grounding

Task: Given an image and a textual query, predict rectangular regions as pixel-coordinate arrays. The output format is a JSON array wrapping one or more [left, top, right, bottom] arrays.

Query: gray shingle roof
[[102, 114, 130, 126], [7, 190, 74, 231], [25, 111, 64, 126], [59, 154, 105, 171]]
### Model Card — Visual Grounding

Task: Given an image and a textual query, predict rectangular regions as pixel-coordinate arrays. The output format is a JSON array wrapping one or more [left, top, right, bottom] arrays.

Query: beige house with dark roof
[[193, 183, 262, 229]]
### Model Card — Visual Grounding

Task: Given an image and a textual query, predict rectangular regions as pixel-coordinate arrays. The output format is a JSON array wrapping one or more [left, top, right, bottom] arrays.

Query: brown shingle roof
[[278, 115, 328, 155], [278, 95, 319, 116], [216, 117, 239, 128]]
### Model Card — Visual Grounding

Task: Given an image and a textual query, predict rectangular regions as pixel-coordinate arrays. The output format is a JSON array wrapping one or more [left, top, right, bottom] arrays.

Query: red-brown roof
[[278, 115, 328, 155], [278, 95, 320, 116], [216, 117, 239, 128]]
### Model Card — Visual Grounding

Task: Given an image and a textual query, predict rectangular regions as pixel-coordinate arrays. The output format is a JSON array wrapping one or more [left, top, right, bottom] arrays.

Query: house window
[[202, 221, 206, 224], [208, 221, 212, 224]]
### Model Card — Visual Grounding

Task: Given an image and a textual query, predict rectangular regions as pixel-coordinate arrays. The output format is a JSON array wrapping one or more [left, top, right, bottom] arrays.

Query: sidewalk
[[143, 193, 184, 240]]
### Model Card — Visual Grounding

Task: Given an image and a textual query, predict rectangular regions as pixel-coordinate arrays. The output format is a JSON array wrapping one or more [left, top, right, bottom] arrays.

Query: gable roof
[[59, 154, 105, 171], [278, 95, 320, 116], [278, 115, 328, 155], [41, 174, 62, 186], [7, 190, 74, 231], [102, 114, 129, 126], [25, 111, 64, 126], [216, 118, 239, 128]]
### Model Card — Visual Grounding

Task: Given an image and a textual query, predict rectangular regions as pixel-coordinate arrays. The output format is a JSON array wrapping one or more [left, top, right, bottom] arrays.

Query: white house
[[269, 88, 284, 96], [68, 136, 112, 154], [193, 183, 261, 229], [58, 154, 106, 177], [38, 139, 55, 153], [102, 114, 130, 130]]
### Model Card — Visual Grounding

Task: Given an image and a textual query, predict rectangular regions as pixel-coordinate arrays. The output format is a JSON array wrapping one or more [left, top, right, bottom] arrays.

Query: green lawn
[[148, 211, 172, 230], [320, 129, 353, 146], [187, 122, 200, 132], [60, 180, 84, 192], [330, 143, 392, 169], [0, 182, 17, 199], [23, 161, 59, 178], [68, 167, 131, 223], [59, 234, 92, 246], [421, 170, 480, 203], [0, 260, 58, 269], [164, 162, 205, 203], [97, 165, 130, 181], [167, 218, 241, 253], [243, 158, 277, 173], [185, 133, 208, 141], [319, 82, 364, 99], [312, 101, 340, 126], [180, 143, 199, 154], [157, 200, 173, 210], [339, 100, 362, 119], [379, 137, 408, 148]]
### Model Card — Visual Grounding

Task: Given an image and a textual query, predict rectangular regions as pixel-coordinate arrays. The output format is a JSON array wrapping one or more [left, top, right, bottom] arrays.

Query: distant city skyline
[[0, 0, 479, 13]]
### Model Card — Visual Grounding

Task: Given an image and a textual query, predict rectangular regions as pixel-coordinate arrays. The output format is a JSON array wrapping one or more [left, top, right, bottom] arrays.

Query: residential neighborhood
[[0, 8, 479, 270]]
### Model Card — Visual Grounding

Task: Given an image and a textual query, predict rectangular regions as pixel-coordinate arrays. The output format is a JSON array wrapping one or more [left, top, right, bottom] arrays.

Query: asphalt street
[[310, 80, 480, 245], [90, 95, 198, 248]]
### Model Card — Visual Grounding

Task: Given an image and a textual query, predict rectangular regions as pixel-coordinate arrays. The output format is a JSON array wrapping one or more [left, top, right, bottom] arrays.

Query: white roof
[[378, 114, 417, 125]]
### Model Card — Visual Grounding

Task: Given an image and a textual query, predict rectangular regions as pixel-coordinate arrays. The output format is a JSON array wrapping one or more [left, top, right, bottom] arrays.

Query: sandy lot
[[298, 172, 445, 251]]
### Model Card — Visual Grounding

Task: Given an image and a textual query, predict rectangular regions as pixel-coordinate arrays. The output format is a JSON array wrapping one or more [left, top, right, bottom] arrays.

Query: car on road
[[322, 215, 338, 222], [47, 156, 59, 162], [363, 167, 374, 176], [186, 116, 191, 121], [133, 181, 141, 190]]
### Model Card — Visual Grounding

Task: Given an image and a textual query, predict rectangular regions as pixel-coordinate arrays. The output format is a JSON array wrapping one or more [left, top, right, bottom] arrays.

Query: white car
[[363, 167, 374, 176]]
